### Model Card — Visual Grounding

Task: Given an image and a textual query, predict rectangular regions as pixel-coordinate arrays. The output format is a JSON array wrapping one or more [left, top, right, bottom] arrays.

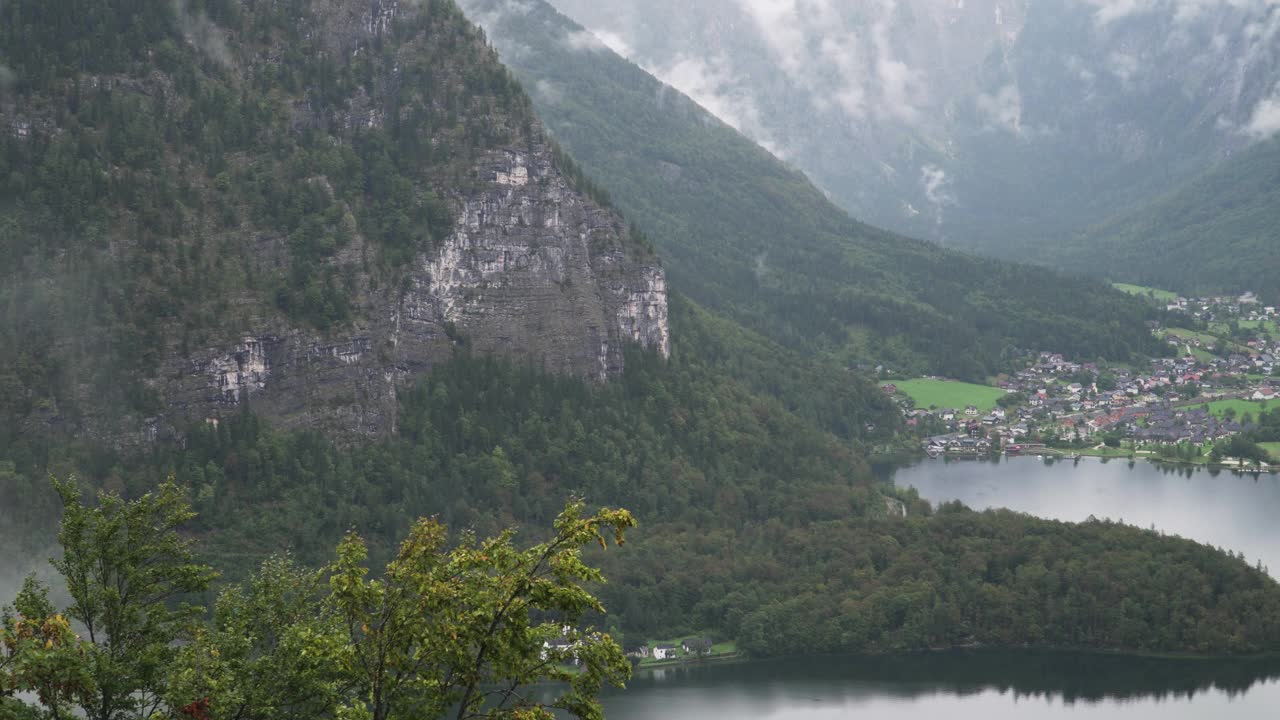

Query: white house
[[652, 644, 678, 660]]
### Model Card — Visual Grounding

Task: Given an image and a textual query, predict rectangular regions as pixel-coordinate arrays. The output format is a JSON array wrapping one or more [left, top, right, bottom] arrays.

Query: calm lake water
[[602, 652, 1280, 719], [600, 456, 1280, 718], [894, 456, 1280, 575]]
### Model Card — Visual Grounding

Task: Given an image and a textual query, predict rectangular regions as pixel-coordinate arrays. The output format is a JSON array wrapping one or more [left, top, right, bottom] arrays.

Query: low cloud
[[1245, 93, 1280, 139], [558, 26, 634, 58], [591, 29, 634, 58], [920, 163, 954, 229], [533, 78, 564, 106], [1107, 51, 1141, 84], [921, 164, 953, 207], [736, 0, 929, 126], [172, 0, 232, 67], [976, 84, 1024, 134], [1085, 0, 1274, 25], [648, 52, 785, 156], [562, 27, 603, 51]]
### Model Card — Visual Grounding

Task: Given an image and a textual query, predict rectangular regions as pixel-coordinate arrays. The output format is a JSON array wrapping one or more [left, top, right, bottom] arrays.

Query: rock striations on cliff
[[0, 0, 668, 446]]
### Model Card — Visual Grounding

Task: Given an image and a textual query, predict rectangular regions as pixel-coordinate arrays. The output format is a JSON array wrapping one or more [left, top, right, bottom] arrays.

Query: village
[[887, 292, 1280, 467]]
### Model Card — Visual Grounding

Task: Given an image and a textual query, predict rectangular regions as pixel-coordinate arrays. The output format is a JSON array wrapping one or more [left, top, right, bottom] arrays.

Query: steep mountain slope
[[1052, 138, 1280, 302], [461, 0, 1165, 380], [0, 0, 668, 447], [546, 0, 1280, 256]]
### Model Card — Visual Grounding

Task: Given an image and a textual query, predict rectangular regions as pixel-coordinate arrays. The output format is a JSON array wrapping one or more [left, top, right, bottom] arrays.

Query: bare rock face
[[74, 0, 670, 445], [155, 145, 669, 443]]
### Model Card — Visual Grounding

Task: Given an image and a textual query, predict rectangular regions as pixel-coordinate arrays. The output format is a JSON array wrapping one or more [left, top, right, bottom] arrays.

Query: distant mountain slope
[[1052, 138, 1280, 302], [545, 0, 1280, 258], [461, 0, 1165, 380], [0, 0, 668, 446]]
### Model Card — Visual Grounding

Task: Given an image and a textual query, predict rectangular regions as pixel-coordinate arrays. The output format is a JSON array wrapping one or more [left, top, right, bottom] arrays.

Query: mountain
[[460, 0, 1166, 380], [0, 0, 668, 447], [1051, 137, 1280, 302], [545, 0, 1280, 258]]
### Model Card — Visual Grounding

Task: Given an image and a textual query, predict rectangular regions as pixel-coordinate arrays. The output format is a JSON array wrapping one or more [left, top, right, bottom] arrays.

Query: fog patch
[[591, 29, 634, 58], [533, 78, 565, 106], [1245, 91, 1280, 139], [647, 52, 785, 157], [172, 0, 233, 67], [921, 163, 955, 232], [976, 84, 1024, 134]]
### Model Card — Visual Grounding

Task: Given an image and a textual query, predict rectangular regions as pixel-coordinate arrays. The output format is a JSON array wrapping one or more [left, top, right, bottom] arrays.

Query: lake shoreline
[[633, 645, 1280, 676], [919, 450, 1279, 474]]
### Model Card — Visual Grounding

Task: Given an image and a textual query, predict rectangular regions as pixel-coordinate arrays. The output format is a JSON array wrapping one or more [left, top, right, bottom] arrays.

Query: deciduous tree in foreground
[[1, 478, 635, 720]]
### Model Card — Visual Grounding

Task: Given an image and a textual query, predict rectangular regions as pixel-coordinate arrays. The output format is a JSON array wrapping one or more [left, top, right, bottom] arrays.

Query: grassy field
[[1160, 328, 1222, 347], [1190, 347, 1218, 363], [894, 378, 1007, 412], [637, 638, 738, 667], [1210, 319, 1278, 339], [1199, 399, 1273, 419], [1239, 318, 1278, 332], [1113, 283, 1178, 302], [1261, 443, 1280, 462]]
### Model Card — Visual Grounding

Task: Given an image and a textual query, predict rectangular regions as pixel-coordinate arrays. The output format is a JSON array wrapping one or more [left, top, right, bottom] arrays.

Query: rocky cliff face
[[1, 0, 667, 446], [157, 141, 669, 442]]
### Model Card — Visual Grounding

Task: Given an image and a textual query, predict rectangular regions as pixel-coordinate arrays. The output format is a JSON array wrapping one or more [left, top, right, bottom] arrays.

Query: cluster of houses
[[626, 637, 714, 661], [1162, 292, 1275, 319], [905, 341, 1277, 456]]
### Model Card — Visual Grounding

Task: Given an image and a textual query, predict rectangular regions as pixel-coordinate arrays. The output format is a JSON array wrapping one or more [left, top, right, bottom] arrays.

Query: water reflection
[[601, 651, 1280, 719]]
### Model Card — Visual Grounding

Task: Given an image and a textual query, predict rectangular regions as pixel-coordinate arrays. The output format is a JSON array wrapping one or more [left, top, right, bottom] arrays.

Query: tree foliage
[[2, 482, 635, 720]]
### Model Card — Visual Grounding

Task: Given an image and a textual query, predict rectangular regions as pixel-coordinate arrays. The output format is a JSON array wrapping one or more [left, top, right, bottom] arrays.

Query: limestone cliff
[[160, 140, 669, 442], [0, 0, 668, 446]]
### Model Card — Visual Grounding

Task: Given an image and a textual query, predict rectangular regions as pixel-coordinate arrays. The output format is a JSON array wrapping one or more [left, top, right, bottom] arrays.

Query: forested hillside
[[461, 0, 1166, 380], [1051, 138, 1280, 302], [7, 346, 1280, 659], [3, 0, 1280, 678]]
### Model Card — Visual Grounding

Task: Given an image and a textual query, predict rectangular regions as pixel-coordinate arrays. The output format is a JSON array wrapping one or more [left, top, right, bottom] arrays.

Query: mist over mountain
[[460, 0, 1166, 380], [548, 0, 1280, 264]]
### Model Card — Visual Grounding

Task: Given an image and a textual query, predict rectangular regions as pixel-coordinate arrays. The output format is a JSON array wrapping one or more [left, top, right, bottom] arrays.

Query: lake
[[893, 456, 1280, 575], [599, 456, 1280, 718], [602, 651, 1280, 719]]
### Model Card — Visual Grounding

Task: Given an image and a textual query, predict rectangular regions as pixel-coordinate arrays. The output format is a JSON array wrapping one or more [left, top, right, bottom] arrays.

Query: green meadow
[[1112, 282, 1178, 302], [894, 378, 1008, 412], [1199, 399, 1273, 419]]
